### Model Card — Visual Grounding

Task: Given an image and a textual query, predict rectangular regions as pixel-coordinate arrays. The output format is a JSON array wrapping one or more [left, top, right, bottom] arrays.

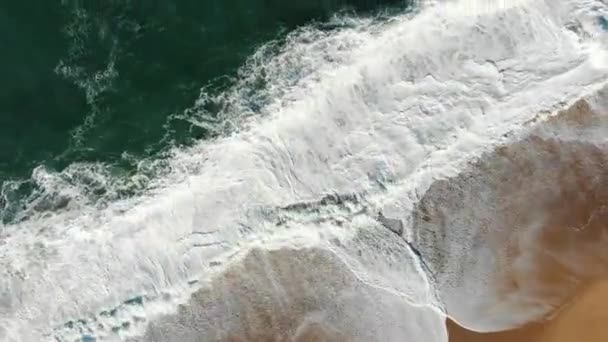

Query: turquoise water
[[599, 15, 608, 30], [0, 0, 408, 222]]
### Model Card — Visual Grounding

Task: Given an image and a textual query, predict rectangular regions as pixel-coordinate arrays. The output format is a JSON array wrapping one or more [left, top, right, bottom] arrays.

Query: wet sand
[[543, 280, 608, 342], [139, 246, 447, 342], [410, 95, 608, 331], [445, 98, 608, 341], [448, 280, 608, 342], [137, 94, 607, 341]]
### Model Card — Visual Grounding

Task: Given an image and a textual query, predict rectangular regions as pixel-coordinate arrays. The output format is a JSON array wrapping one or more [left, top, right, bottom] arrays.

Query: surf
[[1, 0, 607, 340]]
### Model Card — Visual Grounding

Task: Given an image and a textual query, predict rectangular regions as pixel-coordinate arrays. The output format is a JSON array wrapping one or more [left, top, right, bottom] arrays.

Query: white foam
[[1, 0, 607, 340]]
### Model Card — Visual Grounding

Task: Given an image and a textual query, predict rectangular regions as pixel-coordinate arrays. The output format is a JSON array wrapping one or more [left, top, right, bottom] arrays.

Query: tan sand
[[448, 279, 608, 342], [136, 96, 607, 341], [543, 280, 608, 342], [214, 97, 608, 342], [411, 98, 608, 331], [446, 99, 608, 341], [447, 318, 544, 342]]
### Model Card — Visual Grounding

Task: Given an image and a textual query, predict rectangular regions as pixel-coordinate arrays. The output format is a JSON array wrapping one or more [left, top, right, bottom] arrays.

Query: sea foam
[[1, 0, 607, 340]]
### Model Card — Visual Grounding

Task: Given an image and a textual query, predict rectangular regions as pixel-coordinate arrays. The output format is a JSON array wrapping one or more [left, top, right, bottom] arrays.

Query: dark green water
[[0, 0, 407, 222]]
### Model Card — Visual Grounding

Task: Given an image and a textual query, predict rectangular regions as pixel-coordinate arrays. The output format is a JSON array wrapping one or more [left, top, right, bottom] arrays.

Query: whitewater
[[1, 0, 607, 340]]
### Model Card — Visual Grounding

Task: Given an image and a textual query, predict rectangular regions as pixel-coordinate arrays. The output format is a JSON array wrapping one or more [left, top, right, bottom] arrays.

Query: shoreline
[[448, 279, 608, 342], [446, 90, 608, 341], [133, 89, 607, 341]]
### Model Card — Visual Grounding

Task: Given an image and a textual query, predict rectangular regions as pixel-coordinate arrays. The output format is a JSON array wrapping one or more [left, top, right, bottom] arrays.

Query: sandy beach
[[445, 96, 608, 341], [133, 92, 608, 342], [448, 280, 608, 342], [410, 92, 608, 330]]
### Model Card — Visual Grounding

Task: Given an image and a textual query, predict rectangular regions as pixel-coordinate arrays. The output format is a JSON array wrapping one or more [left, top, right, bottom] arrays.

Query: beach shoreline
[[448, 279, 608, 342], [133, 88, 608, 342]]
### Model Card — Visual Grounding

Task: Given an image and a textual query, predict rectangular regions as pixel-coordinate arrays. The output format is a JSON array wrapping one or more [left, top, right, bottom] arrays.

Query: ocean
[[0, 0, 407, 223], [1, 0, 607, 341]]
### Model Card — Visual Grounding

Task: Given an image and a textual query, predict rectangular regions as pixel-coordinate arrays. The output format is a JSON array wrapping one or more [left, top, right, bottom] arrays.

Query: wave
[[1, 0, 607, 340], [0, 6, 383, 225]]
